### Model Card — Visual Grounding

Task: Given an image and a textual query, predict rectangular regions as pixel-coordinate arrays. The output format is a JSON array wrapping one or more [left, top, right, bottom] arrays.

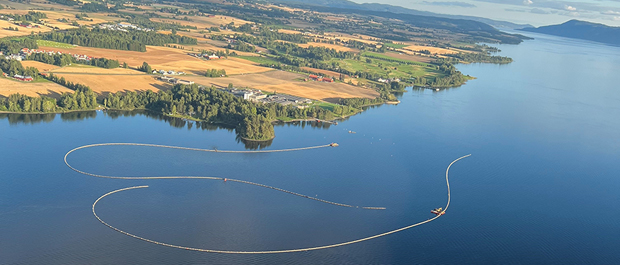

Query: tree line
[[0, 86, 98, 113], [103, 84, 349, 140], [0, 38, 38, 55], [27, 53, 120, 68], [204, 69, 227, 77], [40, 27, 197, 52], [0, 58, 39, 77]]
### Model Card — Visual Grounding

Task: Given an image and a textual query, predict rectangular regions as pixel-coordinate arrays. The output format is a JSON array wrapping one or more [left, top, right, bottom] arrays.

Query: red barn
[[322, 78, 333, 83]]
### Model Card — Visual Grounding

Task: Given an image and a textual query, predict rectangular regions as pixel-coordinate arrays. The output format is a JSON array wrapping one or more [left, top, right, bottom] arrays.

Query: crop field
[[384, 43, 408, 49], [0, 20, 52, 38], [332, 56, 442, 80], [0, 77, 73, 98], [36, 40, 75, 49], [236, 56, 280, 65], [301, 67, 347, 78], [299, 42, 359, 52], [20, 61, 61, 72], [362, 52, 431, 66], [402, 45, 459, 55], [52, 73, 170, 95], [180, 70, 378, 102], [35, 45, 271, 75]]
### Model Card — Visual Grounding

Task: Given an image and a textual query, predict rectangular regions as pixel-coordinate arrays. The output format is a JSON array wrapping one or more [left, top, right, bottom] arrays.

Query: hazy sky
[[351, 0, 620, 26]]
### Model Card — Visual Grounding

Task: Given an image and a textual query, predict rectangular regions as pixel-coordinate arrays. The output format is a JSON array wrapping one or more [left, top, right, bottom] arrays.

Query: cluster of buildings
[[4, 48, 92, 62], [188, 53, 223, 60], [97, 23, 153, 32], [153, 69, 187, 75], [308, 74, 334, 83], [377, 78, 401, 84], [2, 72, 34, 82], [226, 88, 312, 107], [158, 76, 194, 85]]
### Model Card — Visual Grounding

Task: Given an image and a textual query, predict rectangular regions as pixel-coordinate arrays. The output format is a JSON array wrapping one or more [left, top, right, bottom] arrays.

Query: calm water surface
[[1, 33, 620, 264]]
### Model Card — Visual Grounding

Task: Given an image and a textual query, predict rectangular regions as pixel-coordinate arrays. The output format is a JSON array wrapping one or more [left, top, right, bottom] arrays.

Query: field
[[0, 20, 52, 38], [46, 65, 171, 95], [383, 43, 408, 49], [329, 55, 443, 82], [36, 45, 272, 75], [236, 56, 280, 65], [18, 62, 172, 95], [20, 61, 61, 72], [36, 40, 75, 49], [0, 77, 73, 98], [301, 67, 347, 78], [299, 42, 359, 52], [52, 73, 170, 95], [378, 52, 435, 63], [180, 71, 378, 103], [402, 45, 459, 55]]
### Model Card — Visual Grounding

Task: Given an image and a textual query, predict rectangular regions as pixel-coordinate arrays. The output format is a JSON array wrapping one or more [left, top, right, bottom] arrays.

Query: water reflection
[[0, 113, 57, 125]]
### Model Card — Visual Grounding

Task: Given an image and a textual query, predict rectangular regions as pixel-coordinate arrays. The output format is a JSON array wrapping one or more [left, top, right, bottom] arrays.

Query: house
[[309, 74, 320, 81], [167, 70, 176, 75], [322, 77, 334, 83], [14, 75, 33, 81], [159, 70, 167, 74]]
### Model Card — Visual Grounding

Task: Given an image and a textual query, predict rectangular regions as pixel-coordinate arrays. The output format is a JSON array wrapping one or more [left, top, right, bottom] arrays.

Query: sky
[[351, 0, 620, 26]]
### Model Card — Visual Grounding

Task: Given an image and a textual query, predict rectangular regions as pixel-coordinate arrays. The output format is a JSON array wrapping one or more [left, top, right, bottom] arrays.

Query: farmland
[[0, 77, 73, 98]]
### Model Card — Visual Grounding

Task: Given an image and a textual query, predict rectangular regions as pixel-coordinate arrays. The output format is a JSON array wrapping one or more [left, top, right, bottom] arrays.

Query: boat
[[329, 143, 339, 147], [431, 207, 445, 215]]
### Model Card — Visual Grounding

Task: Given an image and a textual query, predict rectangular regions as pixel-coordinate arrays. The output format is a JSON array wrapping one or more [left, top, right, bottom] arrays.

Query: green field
[[383, 43, 407, 49], [313, 101, 336, 111], [237, 55, 279, 65], [361, 52, 430, 66], [36, 40, 76, 49], [332, 55, 442, 80]]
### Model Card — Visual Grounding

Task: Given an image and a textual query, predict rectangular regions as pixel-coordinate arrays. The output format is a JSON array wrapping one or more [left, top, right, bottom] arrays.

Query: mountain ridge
[[521, 20, 620, 46], [274, 0, 533, 29]]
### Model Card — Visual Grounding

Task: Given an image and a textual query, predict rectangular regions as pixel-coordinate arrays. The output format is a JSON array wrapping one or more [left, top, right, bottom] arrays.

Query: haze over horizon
[[351, 0, 620, 26]]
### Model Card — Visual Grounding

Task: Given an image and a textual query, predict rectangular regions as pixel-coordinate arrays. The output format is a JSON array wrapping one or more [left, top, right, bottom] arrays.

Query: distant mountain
[[521, 20, 620, 46], [274, 0, 532, 29]]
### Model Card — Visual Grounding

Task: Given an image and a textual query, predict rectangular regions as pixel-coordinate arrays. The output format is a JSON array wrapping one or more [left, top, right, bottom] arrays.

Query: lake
[[1, 32, 619, 264]]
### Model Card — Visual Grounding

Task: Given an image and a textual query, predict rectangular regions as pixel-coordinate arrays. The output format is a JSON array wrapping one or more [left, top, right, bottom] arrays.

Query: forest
[[0, 58, 40, 77], [40, 28, 197, 52], [204, 69, 227, 77], [104, 84, 343, 140], [27, 53, 120, 68], [0, 87, 98, 113], [0, 38, 38, 55]]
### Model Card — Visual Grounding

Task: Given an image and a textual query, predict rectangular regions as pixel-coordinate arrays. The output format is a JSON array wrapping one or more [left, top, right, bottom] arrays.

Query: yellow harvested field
[[0, 20, 52, 38], [0, 78, 73, 98], [278, 29, 302, 35], [299, 42, 359, 52], [301, 67, 347, 78], [403, 45, 459, 55], [20, 61, 61, 72], [53, 73, 171, 95], [181, 71, 378, 102], [38, 45, 271, 75], [154, 57, 271, 75]]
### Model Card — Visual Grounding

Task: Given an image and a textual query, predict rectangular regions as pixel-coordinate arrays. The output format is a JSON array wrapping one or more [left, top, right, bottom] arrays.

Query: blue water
[[1, 33, 620, 264]]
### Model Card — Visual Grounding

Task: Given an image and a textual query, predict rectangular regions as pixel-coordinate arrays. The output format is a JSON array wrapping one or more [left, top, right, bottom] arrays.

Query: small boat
[[431, 207, 445, 215], [224, 178, 227, 182], [348, 131, 356, 134], [329, 143, 339, 147]]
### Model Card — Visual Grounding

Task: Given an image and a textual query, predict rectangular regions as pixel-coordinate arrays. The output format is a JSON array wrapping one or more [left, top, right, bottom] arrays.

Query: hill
[[275, 0, 532, 29], [521, 20, 620, 46]]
